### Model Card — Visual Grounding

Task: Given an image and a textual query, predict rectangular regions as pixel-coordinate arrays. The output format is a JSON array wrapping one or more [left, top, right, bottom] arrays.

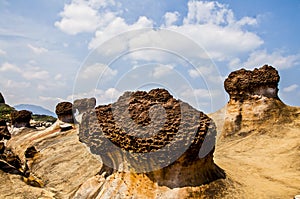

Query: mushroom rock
[[55, 102, 74, 126], [0, 92, 5, 104], [78, 88, 225, 197], [212, 65, 300, 139], [10, 110, 32, 128]]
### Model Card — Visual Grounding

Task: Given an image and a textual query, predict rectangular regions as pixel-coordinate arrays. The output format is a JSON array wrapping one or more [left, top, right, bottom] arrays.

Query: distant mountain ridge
[[14, 104, 56, 117]]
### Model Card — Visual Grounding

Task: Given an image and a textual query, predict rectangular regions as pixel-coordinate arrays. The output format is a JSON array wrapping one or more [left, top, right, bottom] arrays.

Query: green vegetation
[[32, 114, 57, 123], [0, 103, 15, 122]]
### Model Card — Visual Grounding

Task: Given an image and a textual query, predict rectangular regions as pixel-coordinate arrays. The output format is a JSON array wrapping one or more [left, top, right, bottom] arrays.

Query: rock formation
[[0, 120, 11, 140], [79, 88, 225, 189], [210, 65, 300, 198], [212, 65, 299, 138], [10, 110, 32, 128], [224, 65, 280, 101], [55, 102, 74, 124], [0, 92, 5, 104]]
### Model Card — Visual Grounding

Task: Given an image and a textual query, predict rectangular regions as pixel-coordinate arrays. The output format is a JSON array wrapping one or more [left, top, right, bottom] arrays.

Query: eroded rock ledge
[[78, 88, 225, 188]]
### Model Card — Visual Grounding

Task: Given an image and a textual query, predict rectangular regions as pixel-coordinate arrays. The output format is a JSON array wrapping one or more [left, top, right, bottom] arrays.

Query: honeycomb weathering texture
[[224, 65, 280, 101], [78, 88, 218, 173]]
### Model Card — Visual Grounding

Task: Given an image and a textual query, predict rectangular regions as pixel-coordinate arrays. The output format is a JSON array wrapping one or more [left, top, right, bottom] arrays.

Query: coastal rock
[[79, 88, 225, 191], [210, 65, 300, 198], [214, 65, 299, 138], [55, 102, 74, 124], [0, 120, 11, 140], [224, 65, 280, 101], [0, 92, 4, 104], [10, 110, 32, 128]]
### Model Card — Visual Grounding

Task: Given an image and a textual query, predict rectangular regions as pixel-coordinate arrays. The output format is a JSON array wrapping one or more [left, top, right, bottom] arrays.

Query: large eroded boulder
[[79, 88, 225, 191]]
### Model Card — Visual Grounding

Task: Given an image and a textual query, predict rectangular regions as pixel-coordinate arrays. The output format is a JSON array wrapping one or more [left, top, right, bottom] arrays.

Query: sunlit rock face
[[78, 88, 225, 192]]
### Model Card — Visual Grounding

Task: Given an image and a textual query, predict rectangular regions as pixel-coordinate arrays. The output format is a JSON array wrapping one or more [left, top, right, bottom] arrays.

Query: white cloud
[[283, 84, 298, 92], [5, 80, 31, 89], [152, 64, 174, 78], [27, 44, 48, 54], [55, 0, 116, 35], [164, 12, 180, 27], [230, 49, 300, 70], [88, 16, 153, 49], [23, 70, 49, 80], [0, 49, 7, 56], [79, 63, 118, 80], [70, 87, 122, 105], [0, 62, 21, 72], [0, 62, 49, 80]]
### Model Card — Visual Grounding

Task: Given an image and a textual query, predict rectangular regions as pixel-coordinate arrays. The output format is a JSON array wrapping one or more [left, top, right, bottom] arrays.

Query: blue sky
[[0, 0, 299, 113]]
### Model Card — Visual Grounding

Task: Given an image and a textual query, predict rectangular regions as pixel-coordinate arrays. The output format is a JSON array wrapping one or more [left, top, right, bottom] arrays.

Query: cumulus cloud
[[88, 16, 153, 49], [283, 84, 298, 92], [163, 12, 180, 27], [79, 63, 118, 80], [55, 0, 117, 35], [27, 44, 48, 54], [229, 49, 300, 70]]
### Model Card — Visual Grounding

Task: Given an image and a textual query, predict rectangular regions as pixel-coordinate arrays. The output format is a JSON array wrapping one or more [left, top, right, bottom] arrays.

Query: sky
[[0, 0, 299, 113]]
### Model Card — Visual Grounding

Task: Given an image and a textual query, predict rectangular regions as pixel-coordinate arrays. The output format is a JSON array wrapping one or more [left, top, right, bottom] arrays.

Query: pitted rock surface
[[10, 110, 32, 128], [79, 89, 214, 156], [224, 65, 280, 101], [78, 88, 225, 184]]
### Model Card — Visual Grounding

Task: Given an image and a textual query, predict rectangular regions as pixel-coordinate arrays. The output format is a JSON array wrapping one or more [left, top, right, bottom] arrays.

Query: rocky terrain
[[0, 65, 299, 198]]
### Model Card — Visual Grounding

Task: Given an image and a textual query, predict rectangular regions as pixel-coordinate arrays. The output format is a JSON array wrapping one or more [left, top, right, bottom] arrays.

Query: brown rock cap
[[55, 102, 74, 123], [10, 110, 32, 128], [224, 65, 280, 101]]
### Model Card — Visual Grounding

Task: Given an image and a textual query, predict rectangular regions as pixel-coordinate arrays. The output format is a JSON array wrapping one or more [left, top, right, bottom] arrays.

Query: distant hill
[[14, 104, 56, 117]]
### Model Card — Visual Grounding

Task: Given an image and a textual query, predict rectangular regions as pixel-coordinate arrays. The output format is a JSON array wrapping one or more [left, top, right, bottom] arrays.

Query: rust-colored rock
[[224, 65, 280, 101], [55, 102, 74, 123], [10, 110, 32, 128]]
